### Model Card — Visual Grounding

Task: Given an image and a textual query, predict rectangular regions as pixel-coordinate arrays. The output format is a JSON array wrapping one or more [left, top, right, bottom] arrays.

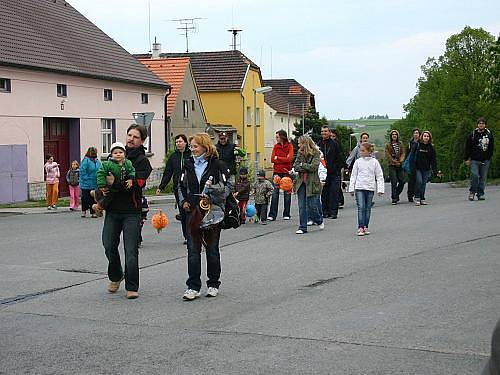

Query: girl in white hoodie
[[349, 143, 384, 236]]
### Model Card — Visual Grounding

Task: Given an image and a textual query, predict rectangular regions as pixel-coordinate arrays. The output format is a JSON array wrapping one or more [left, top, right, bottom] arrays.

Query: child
[[44, 154, 60, 210], [93, 142, 135, 216], [253, 169, 274, 225], [233, 167, 250, 224], [348, 143, 384, 236], [66, 160, 80, 211]]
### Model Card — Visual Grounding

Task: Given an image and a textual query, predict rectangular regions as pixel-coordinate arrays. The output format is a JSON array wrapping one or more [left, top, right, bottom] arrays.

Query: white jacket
[[348, 156, 385, 194]]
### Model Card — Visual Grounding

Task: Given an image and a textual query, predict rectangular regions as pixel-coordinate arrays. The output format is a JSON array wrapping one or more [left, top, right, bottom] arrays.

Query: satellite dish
[[132, 112, 155, 128]]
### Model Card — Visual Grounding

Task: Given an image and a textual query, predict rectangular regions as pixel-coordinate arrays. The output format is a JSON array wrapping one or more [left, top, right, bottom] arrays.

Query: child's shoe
[[363, 227, 370, 235], [357, 228, 365, 236]]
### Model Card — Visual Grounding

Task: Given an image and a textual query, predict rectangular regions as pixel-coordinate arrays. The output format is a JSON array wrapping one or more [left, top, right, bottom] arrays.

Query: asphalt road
[[1, 184, 499, 374]]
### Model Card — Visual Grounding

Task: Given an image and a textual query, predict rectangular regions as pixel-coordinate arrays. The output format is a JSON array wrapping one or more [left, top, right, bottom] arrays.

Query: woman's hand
[[105, 173, 115, 186], [156, 188, 161, 196], [182, 201, 191, 212]]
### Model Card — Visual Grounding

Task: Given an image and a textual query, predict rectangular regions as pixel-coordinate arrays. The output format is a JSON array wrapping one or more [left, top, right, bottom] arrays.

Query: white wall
[[0, 66, 167, 183]]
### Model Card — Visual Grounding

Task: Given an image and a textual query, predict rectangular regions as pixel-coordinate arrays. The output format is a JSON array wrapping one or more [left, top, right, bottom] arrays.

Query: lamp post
[[253, 86, 272, 179]]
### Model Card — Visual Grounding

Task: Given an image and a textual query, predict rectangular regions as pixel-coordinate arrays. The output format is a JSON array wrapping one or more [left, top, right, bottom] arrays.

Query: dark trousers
[[321, 174, 341, 217], [81, 188, 95, 213], [186, 213, 221, 291], [255, 203, 269, 222], [389, 166, 405, 201], [407, 171, 416, 200], [102, 211, 141, 291], [269, 173, 291, 219], [174, 189, 187, 240]]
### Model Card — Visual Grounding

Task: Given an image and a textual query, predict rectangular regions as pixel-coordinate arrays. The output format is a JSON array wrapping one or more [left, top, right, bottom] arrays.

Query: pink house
[[0, 0, 171, 203]]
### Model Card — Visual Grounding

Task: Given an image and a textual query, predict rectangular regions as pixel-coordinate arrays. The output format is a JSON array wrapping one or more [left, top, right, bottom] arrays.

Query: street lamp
[[253, 86, 272, 179]]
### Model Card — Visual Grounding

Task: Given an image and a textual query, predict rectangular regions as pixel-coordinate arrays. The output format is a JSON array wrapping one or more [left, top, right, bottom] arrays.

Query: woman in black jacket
[[411, 130, 437, 206], [178, 133, 229, 301], [156, 134, 191, 244]]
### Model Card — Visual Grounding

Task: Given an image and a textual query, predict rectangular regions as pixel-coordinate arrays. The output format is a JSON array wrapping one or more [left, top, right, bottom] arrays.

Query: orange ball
[[279, 176, 293, 192], [151, 210, 169, 233]]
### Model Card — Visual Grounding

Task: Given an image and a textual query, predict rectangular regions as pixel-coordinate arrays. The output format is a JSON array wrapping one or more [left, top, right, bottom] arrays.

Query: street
[[1, 183, 499, 374]]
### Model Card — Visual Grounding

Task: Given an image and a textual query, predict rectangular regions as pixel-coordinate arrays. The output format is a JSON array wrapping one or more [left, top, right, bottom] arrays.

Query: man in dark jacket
[[102, 124, 152, 300], [318, 126, 343, 219], [157, 134, 191, 244], [331, 129, 347, 208], [215, 132, 237, 184], [465, 117, 494, 201]]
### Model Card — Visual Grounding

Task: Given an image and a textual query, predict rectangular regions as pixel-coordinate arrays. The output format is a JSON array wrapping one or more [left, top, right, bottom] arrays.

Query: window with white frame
[[57, 84, 67, 97], [246, 106, 252, 126], [101, 119, 116, 154], [104, 89, 113, 101], [183, 100, 189, 118], [255, 107, 261, 126], [0, 78, 11, 93]]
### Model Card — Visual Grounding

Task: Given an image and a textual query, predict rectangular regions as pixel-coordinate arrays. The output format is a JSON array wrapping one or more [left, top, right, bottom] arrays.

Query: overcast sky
[[70, 0, 500, 120]]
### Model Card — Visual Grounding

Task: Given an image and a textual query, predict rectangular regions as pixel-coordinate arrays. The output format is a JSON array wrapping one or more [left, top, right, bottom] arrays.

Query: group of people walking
[[42, 117, 493, 302]]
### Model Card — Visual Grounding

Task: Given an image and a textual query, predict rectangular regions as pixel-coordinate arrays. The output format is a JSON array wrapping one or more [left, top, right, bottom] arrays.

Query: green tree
[[483, 35, 500, 103], [394, 26, 500, 181], [292, 106, 328, 143]]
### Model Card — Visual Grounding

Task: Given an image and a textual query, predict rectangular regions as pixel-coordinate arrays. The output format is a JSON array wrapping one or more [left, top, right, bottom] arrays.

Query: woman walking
[[80, 147, 101, 218], [44, 154, 60, 209], [178, 133, 229, 301], [293, 136, 324, 234], [349, 143, 384, 236], [385, 130, 405, 205], [406, 128, 421, 202], [411, 131, 437, 206]]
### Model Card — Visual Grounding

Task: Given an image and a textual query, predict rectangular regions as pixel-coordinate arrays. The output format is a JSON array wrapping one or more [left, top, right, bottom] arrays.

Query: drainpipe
[[164, 87, 172, 153]]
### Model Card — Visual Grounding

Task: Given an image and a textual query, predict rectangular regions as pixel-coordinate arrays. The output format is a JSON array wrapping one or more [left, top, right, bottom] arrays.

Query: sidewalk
[[0, 194, 176, 216]]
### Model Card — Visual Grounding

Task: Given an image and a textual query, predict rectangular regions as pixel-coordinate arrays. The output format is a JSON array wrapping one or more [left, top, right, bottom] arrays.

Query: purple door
[[0, 145, 28, 204]]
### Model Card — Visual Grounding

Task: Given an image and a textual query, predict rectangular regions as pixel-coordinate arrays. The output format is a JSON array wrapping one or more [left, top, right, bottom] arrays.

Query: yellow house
[[164, 50, 268, 169]]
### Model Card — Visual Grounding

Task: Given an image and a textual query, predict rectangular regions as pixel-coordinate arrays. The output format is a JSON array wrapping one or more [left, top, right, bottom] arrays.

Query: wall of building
[[0, 66, 167, 197]]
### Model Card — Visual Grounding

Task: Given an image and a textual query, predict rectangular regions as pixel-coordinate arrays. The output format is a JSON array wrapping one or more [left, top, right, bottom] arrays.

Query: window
[[183, 100, 189, 118], [281, 116, 284, 123], [57, 84, 67, 97], [141, 93, 149, 104], [101, 119, 116, 154], [191, 100, 195, 111], [0, 78, 11, 93], [104, 89, 113, 101], [255, 107, 261, 126], [246, 106, 252, 126]]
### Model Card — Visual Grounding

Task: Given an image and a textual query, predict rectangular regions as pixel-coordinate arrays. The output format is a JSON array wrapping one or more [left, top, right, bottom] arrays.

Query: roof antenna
[[147, 1, 152, 53], [170, 18, 203, 53], [228, 28, 242, 51]]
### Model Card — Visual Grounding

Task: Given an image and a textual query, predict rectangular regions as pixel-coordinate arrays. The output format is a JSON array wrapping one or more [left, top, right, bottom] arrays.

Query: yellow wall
[[198, 67, 267, 169]]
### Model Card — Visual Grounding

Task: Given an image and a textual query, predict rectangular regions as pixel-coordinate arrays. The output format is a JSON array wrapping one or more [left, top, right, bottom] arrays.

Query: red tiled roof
[[263, 79, 315, 111], [136, 50, 260, 92], [139, 58, 190, 116], [0, 0, 168, 89]]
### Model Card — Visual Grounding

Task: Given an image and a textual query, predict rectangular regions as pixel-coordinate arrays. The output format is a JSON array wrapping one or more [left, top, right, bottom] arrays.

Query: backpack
[[221, 193, 241, 230]]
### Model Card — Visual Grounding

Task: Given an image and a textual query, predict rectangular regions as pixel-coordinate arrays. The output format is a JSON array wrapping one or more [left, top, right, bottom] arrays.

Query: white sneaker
[[295, 229, 305, 234], [283, 216, 291, 220], [267, 216, 275, 221], [182, 289, 201, 301], [206, 287, 219, 298], [307, 220, 313, 226], [319, 222, 325, 230], [357, 228, 365, 236]]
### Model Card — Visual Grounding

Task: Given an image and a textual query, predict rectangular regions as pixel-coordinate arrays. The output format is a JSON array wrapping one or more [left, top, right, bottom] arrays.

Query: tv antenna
[[228, 28, 242, 51], [170, 18, 203, 52]]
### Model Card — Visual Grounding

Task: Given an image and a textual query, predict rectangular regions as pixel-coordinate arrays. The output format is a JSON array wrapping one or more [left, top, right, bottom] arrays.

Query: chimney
[[152, 38, 161, 59]]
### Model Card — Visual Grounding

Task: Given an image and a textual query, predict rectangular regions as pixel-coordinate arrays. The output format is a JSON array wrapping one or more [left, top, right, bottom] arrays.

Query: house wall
[[169, 65, 206, 139], [0, 66, 167, 198]]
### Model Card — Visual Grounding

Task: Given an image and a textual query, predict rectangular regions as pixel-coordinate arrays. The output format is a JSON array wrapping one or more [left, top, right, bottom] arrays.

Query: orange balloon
[[151, 210, 169, 233], [279, 176, 293, 192]]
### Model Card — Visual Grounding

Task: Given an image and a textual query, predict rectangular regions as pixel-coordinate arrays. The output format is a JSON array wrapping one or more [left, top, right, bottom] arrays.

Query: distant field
[[330, 119, 397, 147]]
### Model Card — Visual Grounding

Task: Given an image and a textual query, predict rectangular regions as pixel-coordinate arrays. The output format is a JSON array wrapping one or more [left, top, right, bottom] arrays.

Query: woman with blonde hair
[[178, 133, 230, 300], [292, 135, 324, 234]]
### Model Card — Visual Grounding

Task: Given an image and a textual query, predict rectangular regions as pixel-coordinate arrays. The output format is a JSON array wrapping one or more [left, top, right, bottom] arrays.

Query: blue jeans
[[355, 190, 374, 229], [297, 183, 323, 231], [269, 173, 291, 219], [415, 169, 432, 201], [102, 211, 141, 292], [470, 160, 490, 197], [185, 213, 221, 291]]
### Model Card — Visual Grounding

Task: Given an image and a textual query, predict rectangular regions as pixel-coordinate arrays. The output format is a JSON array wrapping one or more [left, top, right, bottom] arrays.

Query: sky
[[69, 0, 500, 120]]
